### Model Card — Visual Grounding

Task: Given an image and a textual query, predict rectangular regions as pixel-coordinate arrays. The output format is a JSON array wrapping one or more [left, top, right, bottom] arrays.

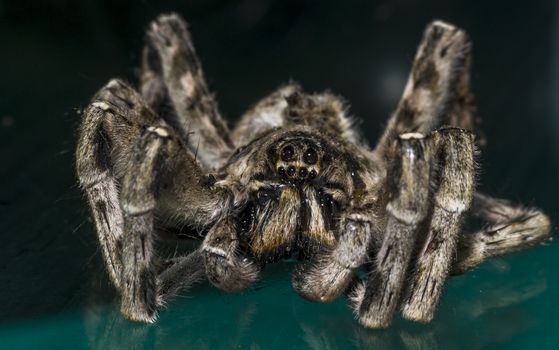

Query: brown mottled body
[[76, 14, 551, 327]]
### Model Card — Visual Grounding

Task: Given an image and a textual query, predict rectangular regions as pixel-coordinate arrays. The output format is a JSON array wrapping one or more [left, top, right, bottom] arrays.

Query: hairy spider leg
[[452, 193, 551, 275], [349, 20, 477, 328], [77, 80, 229, 322], [77, 79, 159, 291], [375, 20, 474, 156], [355, 133, 433, 328], [401, 128, 475, 323], [368, 20, 550, 326], [202, 217, 261, 292], [141, 13, 233, 168], [292, 213, 373, 303]]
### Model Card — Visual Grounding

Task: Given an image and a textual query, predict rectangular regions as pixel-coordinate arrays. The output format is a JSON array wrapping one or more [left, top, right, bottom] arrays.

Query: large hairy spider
[[76, 13, 551, 328]]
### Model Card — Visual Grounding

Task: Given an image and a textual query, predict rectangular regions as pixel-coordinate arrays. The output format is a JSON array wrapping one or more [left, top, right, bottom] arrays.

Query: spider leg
[[452, 193, 551, 274], [117, 124, 179, 322], [77, 80, 231, 322], [375, 20, 473, 156], [401, 128, 476, 323], [76, 79, 158, 289], [292, 216, 372, 303], [156, 250, 205, 307], [141, 13, 233, 168], [119, 123, 232, 322], [354, 133, 432, 328], [202, 217, 261, 292]]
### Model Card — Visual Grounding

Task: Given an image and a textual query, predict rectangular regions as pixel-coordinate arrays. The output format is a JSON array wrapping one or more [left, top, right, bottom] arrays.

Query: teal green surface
[[1, 252, 559, 349], [1, 1, 558, 349]]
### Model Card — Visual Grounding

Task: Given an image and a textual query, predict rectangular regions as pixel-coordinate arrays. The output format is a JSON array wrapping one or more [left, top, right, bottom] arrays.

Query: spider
[[76, 13, 551, 328]]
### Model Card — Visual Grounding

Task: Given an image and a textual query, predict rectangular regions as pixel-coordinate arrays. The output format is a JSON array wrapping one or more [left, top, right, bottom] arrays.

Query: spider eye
[[287, 166, 296, 177], [280, 145, 295, 161], [303, 148, 318, 165]]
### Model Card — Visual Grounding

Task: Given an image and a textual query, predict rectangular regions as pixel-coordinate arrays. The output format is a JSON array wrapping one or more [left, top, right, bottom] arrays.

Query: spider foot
[[292, 258, 354, 303], [119, 267, 159, 324], [147, 13, 194, 66], [202, 218, 260, 292], [293, 219, 371, 303]]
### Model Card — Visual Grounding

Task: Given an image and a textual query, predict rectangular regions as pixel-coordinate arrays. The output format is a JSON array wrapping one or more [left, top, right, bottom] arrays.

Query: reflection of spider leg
[[401, 128, 475, 323], [375, 20, 473, 155], [452, 193, 551, 275], [400, 331, 439, 350], [141, 13, 233, 167], [77, 81, 230, 322], [354, 133, 432, 328]]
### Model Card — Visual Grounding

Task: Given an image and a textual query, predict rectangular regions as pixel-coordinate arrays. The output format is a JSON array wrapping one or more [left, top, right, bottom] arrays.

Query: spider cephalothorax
[[223, 127, 378, 244], [76, 14, 550, 328]]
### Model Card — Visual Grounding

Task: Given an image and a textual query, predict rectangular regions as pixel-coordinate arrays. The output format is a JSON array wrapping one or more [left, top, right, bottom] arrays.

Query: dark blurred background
[[0, 0, 558, 344]]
